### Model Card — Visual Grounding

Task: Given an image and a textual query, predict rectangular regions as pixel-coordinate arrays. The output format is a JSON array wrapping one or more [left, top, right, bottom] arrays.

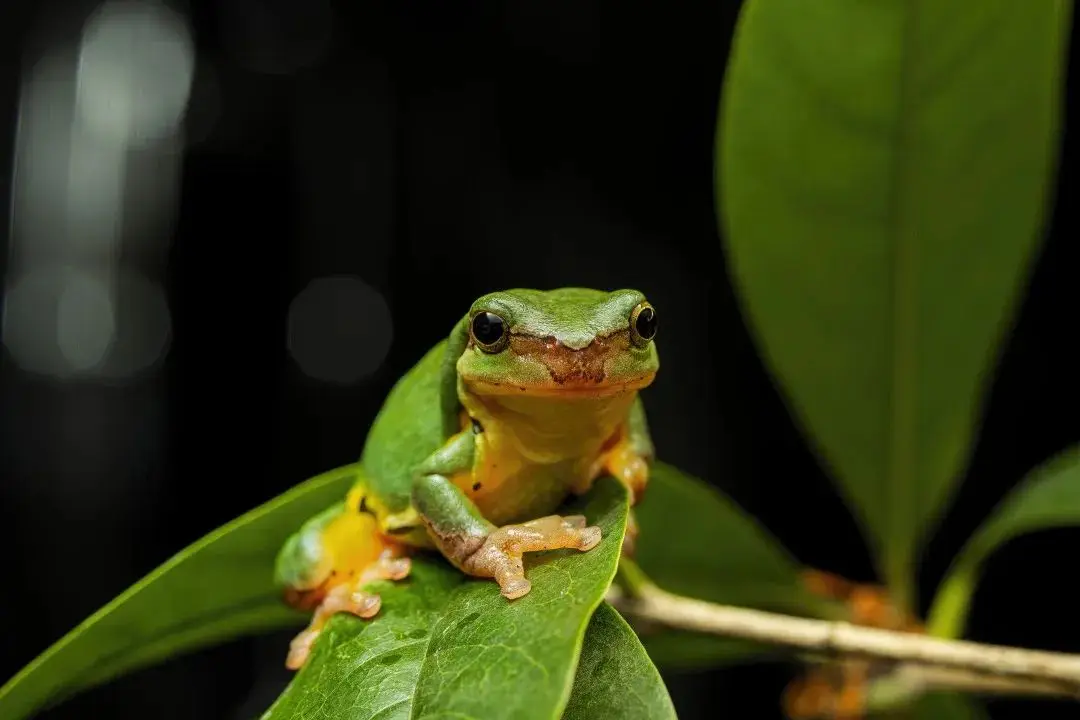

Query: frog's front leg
[[582, 398, 654, 554], [275, 491, 411, 670], [413, 432, 602, 599], [581, 397, 654, 505]]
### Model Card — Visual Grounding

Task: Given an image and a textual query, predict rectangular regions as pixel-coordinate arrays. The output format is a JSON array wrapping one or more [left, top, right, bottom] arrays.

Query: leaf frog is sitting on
[[275, 288, 659, 668]]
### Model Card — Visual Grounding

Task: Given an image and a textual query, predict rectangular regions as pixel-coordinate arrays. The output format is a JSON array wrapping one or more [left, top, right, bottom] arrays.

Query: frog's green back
[[359, 340, 449, 512]]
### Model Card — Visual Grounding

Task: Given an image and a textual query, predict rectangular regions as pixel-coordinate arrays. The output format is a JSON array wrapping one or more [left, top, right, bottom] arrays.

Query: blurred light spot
[[64, 122, 126, 250], [287, 276, 392, 385], [56, 270, 116, 371], [3, 267, 172, 379], [75, 0, 195, 146], [4, 267, 113, 376], [99, 269, 172, 379], [221, 0, 333, 75]]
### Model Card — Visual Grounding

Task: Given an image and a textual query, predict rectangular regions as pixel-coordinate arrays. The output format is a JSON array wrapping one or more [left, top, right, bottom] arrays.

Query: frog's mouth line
[[464, 372, 656, 399]]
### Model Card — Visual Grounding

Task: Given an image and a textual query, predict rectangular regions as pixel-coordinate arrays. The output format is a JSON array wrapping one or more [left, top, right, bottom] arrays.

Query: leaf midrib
[[884, 0, 919, 614]]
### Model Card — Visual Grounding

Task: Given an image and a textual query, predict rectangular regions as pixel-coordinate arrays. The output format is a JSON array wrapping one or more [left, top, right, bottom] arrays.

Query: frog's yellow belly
[[453, 454, 593, 526], [448, 384, 635, 527], [452, 412, 622, 526]]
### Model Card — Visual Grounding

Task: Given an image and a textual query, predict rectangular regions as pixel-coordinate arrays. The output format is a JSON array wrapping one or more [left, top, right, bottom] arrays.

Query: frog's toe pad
[[577, 526, 602, 551], [506, 514, 603, 553], [369, 555, 411, 582], [326, 583, 380, 618], [501, 577, 532, 599]]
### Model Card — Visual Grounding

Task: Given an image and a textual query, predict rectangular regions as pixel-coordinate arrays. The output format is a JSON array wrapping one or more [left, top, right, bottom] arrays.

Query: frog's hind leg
[[284, 548, 410, 670], [275, 499, 411, 670]]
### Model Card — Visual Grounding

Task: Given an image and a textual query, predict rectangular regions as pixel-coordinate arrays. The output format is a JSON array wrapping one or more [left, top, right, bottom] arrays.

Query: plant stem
[[609, 583, 1080, 701], [614, 557, 655, 599], [924, 563, 976, 640]]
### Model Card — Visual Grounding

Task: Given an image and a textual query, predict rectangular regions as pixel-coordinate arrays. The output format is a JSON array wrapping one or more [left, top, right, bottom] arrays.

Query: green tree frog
[[274, 288, 659, 669]]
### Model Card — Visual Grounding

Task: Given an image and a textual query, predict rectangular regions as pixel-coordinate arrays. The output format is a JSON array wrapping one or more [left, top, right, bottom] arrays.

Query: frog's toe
[[560, 514, 588, 529], [333, 586, 382, 618], [284, 590, 380, 670], [577, 526, 602, 551], [380, 557, 412, 581], [500, 577, 532, 599], [362, 552, 412, 583], [284, 584, 383, 670], [503, 514, 603, 553], [311, 583, 382, 623], [286, 629, 320, 670]]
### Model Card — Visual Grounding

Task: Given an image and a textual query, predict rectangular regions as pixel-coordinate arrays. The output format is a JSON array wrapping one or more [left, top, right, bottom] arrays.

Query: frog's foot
[[462, 515, 602, 599], [285, 551, 412, 670]]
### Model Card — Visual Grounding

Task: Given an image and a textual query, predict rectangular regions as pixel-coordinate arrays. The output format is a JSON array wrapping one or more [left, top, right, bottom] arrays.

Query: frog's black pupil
[[472, 312, 506, 347], [635, 307, 657, 340]]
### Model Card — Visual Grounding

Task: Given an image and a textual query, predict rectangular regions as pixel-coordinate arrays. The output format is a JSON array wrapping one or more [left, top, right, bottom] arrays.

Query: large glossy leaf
[[718, 0, 1071, 608], [263, 476, 629, 720], [928, 445, 1080, 638], [636, 463, 810, 611], [562, 604, 676, 720], [0, 464, 360, 720], [631, 462, 835, 669]]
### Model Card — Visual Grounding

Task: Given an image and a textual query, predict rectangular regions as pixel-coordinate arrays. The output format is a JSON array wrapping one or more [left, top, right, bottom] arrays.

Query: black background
[[1, 1, 1077, 718]]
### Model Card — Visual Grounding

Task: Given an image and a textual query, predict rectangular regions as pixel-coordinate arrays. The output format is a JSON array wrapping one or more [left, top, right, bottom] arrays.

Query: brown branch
[[607, 584, 1080, 702]]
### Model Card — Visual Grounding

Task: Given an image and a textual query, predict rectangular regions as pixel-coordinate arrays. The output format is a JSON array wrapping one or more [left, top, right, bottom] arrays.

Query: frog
[[274, 287, 659, 669]]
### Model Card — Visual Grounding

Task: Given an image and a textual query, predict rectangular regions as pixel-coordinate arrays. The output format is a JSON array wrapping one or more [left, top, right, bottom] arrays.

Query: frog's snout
[[511, 332, 632, 387]]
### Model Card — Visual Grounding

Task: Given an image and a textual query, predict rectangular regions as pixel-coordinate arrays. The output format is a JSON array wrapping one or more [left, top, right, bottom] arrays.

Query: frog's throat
[[459, 382, 638, 465]]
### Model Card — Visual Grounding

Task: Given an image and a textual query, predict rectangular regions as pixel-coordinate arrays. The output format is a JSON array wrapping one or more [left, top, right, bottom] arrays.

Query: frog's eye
[[629, 301, 657, 347], [470, 311, 509, 353]]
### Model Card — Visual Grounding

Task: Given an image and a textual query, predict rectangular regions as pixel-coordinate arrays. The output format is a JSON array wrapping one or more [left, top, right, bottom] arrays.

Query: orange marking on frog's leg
[[580, 429, 648, 504], [283, 500, 413, 670]]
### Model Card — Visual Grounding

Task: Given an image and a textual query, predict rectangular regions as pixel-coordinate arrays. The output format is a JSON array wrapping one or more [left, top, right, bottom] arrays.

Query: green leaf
[[263, 476, 629, 720], [909, 692, 989, 720], [259, 560, 463, 720], [636, 463, 808, 610], [0, 464, 359, 720], [928, 445, 1080, 638], [870, 677, 989, 718], [562, 604, 677, 720], [633, 630, 766, 672], [717, 0, 1071, 609], [631, 462, 832, 669]]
